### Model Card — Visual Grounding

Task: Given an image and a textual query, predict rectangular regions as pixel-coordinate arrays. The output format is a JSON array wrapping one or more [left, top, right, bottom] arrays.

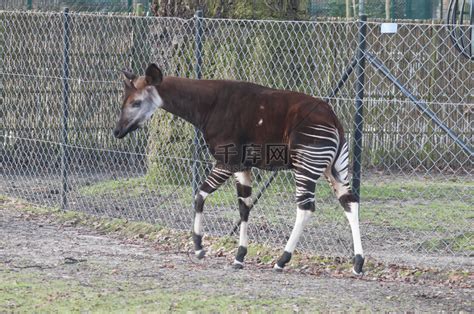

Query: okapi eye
[[132, 101, 142, 108]]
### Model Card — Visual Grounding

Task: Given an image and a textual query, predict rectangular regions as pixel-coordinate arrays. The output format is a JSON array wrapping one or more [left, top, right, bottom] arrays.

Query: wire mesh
[[0, 0, 151, 13], [0, 11, 472, 270]]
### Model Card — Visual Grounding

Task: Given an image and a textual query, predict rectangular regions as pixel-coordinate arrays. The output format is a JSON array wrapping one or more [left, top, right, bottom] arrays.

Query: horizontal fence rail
[[0, 11, 472, 270]]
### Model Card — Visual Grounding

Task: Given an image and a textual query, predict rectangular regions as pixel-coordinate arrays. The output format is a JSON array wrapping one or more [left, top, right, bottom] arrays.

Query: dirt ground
[[0, 200, 472, 312], [2, 172, 473, 272]]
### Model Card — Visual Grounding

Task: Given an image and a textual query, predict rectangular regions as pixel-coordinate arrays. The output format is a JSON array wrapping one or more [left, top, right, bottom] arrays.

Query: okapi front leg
[[193, 167, 233, 258], [274, 167, 318, 271], [233, 171, 252, 269]]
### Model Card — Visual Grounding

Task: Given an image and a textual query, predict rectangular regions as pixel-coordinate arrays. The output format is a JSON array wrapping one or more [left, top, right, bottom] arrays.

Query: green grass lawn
[[0, 270, 322, 313], [79, 175, 473, 232]]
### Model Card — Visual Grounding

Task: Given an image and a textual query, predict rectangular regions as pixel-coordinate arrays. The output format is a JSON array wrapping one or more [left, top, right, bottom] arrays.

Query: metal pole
[[385, 0, 391, 19], [325, 56, 358, 102], [470, 0, 474, 57], [128, 0, 133, 13], [192, 9, 203, 205], [351, 2, 367, 201], [61, 7, 71, 210], [146, 0, 151, 15], [27, 0, 32, 10]]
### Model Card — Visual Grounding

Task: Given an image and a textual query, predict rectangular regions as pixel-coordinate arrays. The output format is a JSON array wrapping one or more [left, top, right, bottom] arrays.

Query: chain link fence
[[0, 10, 472, 270], [0, 0, 151, 13]]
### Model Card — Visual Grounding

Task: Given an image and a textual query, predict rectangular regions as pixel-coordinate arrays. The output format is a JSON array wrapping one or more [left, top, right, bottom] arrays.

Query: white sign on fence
[[381, 23, 398, 34]]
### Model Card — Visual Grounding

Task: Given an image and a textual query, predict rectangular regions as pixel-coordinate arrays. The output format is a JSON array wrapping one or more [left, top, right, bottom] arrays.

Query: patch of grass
[[0, 271, 323, 313], [80, 175, 472, 203], [362, 200, 472, 232], [79, 177, 159, 197], [211, 236, 238, 251], [269, 197, 472, 234], [271, 177, 473, 203], [419, 232, 474, 253], [79, 176, 237, 206], [361, 180, 473, 202], [18, 204, 164, 241], [246, 243, 276, 264], [72, 173, 474, 234]]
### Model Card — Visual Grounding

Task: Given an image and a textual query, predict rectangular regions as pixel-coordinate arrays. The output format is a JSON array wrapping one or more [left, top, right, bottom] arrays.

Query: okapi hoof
[[273, 251, 291, 272], [352, 254, 365, 276], [273, 264, 284, 272], [195, 249, 206, 259], [232, 260, 244, 270]]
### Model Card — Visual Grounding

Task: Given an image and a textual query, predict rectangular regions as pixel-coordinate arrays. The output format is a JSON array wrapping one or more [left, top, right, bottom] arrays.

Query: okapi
[[113, 64, 365, 275]]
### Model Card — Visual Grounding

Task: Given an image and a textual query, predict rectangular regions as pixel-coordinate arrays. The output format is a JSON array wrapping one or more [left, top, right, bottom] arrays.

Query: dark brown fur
[[150, 76, 344, 171]]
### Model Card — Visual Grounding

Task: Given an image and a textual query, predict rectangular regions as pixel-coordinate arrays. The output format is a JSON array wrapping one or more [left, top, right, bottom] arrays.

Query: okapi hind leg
[[325, 142, 365, 275], [193, 167, 233, 259], [232, 170, 252, 269], [273, 133, 338, 271], [274, 206, 313, 271], [340, 195, 364, 275]]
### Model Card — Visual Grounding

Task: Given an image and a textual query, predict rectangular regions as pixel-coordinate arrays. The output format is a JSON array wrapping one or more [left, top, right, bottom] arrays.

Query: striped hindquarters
[[291, 125, 341, 209]]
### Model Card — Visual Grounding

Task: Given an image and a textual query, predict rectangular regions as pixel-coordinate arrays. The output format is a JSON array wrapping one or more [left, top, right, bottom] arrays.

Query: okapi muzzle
[[113, 65, 163, 139]]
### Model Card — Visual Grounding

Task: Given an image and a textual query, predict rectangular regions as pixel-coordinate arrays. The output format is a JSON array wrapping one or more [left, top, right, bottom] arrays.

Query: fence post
[[135, 3, 144, 16], [145, 0, 151, 15], [351, 2, 367, 201], [192, 9, 203, 206], [61, 7, 71, 210]]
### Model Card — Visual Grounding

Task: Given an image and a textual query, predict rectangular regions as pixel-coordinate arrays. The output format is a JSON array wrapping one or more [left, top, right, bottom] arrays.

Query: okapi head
[[113, 64, 164, 139]]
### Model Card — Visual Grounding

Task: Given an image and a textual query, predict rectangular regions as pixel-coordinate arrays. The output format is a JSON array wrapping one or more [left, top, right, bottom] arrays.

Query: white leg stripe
[[284, 208, 312, 253], [199, 191, 209, 199], [239, 221, 249, 247], [238, 196, 253, 208], [194, 212, 203, 235], [235, 171, 251, 187], [345, 203, 364, 256], [195, 249, 204, 256], [233, 259, 244, 266], [214, 168, 232, 176]]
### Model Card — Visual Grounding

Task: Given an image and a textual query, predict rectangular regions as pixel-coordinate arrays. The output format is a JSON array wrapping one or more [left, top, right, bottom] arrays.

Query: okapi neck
[[157, 77, 215, 130]]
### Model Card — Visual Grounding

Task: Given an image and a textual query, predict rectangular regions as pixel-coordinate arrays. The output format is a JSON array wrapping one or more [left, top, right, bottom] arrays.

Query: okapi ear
[[145, 63, 163, 86], [121, 69, 137, 81]]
